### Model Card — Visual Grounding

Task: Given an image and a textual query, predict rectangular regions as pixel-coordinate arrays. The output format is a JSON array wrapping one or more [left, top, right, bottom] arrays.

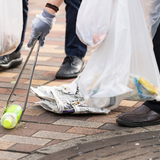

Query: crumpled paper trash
[[31, 85, 110, 114]]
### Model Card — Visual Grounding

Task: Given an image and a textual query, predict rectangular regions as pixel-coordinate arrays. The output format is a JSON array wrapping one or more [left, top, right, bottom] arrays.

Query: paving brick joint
[[0, 1, 159, 160]]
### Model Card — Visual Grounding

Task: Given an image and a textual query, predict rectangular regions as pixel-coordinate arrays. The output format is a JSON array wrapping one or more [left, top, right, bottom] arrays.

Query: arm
[[27, 0, 63, 47]]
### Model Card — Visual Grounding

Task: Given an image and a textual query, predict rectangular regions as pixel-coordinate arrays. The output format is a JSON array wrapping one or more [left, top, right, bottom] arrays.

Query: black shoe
[[116, 105, 160, 127], [55, 56, 84, 79], [0, 51, 22, 69]]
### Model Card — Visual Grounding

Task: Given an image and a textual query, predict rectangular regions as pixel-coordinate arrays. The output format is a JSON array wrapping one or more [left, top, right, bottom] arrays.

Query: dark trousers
[[144, 24, 160, 114], [15, 0, 28, 52], [64, 0, 87, 58]]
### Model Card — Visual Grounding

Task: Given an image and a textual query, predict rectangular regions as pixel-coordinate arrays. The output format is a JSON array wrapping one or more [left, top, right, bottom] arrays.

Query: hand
[[27, 9, 56, 47]]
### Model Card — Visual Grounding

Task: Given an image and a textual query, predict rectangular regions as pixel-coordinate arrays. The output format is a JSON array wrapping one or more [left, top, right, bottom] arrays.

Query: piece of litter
[[135, 143, 140, 146], [31, 85, 110, 114], [78, 152, 83, 156], [11, 81, 16, 84]]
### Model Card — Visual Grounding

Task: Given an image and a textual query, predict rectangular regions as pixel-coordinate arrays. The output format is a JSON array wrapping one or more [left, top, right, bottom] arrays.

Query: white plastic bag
[[76, 0, 113, 47], [141, 0, 160, 38], [0, 0, 23, 56], [70, 0, 160, 110], [77, 0, 160, 47]]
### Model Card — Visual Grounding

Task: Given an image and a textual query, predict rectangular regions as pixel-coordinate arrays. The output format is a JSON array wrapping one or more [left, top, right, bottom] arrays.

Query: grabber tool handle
[[19, 42, 41, 122], [5, 36, 39, 109]]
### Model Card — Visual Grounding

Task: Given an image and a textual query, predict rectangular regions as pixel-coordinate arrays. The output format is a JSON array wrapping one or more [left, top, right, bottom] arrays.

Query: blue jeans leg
[[15, 0, 28, 52], [64, 0, 87, 58]]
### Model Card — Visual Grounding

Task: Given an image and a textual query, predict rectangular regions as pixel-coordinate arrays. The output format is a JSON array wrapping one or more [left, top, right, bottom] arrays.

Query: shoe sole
[[56, 72, 80, 79], [55, 65, 84, 79], [0, 57, 22, 69], [116, 118, 160, 127]]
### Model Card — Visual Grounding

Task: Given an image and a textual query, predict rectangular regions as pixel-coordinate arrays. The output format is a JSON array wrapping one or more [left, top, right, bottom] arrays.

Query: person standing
[[56, 0, 87, 79]]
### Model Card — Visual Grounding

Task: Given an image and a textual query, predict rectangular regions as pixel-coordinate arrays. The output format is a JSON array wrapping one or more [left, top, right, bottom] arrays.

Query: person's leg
[[15, 0, 28, 53], [142, 24, 160, 113], [116, 24, 160, 127], [55, 0, 87, 79], [64, 0, 87, 58], [0, 0, 28, 69]]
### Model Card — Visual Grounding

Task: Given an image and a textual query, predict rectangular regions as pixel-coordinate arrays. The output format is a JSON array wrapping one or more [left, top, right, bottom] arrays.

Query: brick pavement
[[41, 130, 160, 160], [0, 1, 159, 160]]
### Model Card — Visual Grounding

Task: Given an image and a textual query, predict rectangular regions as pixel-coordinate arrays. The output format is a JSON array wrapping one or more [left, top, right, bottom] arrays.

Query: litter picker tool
[[1, 36, 41, 129]]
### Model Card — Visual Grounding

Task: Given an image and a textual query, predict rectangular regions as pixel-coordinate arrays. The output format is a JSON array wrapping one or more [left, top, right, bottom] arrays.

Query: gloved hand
[[27, 9, 56, 47]]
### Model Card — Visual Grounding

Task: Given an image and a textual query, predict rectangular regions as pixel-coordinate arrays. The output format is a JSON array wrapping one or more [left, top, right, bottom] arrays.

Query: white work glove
[[27, 8, 56, 47]]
